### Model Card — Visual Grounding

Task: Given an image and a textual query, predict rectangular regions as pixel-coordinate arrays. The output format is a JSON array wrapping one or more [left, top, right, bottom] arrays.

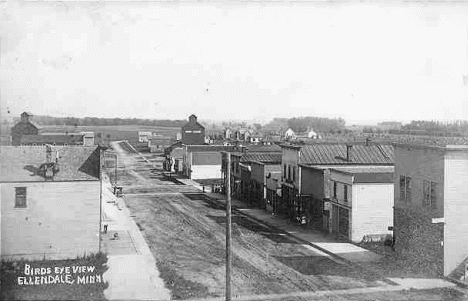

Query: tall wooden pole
[[226, 152, 232, 301], [114, 154, 118, 187]]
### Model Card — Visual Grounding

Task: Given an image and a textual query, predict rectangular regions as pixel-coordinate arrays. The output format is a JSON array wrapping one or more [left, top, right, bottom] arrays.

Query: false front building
[[0, 145, 102, 260], [393, 142, 468, 277], [281, 142, 394, 229]]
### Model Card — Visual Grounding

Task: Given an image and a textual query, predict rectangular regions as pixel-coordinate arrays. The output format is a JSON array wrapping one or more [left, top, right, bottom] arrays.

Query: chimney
[[189, 114, 197, 123], [46, 144, 53, 163], [44, 144, 59, 179], [365, 137, 372, 146], [21, 112, 31, 123], [346, 144, 353, 162]]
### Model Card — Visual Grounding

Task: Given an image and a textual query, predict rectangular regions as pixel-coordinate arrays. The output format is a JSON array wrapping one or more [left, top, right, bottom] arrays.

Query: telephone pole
[[225, 152, 232, 301]]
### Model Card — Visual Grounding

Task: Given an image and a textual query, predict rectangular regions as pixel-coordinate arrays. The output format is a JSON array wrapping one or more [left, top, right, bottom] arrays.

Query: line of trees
[[27, 115, 186, 128], [262, 116, 346, 134], [388, 120, 468, 137], [287, 116, 346, 133]]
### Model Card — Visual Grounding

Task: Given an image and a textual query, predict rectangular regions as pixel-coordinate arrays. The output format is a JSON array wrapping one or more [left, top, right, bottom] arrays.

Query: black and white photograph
[[1, 0, 468, 300]]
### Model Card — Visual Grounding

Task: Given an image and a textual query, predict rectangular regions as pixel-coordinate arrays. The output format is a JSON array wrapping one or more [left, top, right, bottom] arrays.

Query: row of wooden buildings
[[220, 140, 468, 277], [221, 142, 395, 243], [164, 125, 468, 277]]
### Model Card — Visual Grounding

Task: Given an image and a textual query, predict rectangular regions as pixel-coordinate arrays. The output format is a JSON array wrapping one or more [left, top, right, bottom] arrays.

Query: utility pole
[[114, 154, 118, 187], [106, 151, 118, 190], [225, 152, 232, 301]]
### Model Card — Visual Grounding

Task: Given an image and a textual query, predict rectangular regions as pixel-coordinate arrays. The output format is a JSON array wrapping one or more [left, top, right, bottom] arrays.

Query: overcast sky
[[1, 1, 468, 125]]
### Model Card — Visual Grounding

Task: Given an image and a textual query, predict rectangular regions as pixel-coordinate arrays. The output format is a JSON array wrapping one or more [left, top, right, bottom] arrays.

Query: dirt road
[[107, 142, 392, 300]]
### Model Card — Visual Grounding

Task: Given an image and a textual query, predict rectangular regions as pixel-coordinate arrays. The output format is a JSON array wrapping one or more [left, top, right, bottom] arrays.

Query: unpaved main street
[[108, 142, 467, 301]]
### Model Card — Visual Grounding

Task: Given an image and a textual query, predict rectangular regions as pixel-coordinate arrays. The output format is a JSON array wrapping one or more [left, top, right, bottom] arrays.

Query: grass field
[[5, 124, 178, 147], [1, 123, 181, 146], [39, 125, 179, 144]]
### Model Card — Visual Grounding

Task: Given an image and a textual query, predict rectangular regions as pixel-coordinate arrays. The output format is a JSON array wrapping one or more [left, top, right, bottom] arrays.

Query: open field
[[0, 123, 180, 147], [40, 125, 179, 144]]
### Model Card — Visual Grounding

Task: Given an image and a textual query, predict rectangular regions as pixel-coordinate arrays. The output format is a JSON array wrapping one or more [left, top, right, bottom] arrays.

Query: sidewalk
[[175, 177, 381, 263], [101, 176, 171, 301], [207, 192, 382, 263]]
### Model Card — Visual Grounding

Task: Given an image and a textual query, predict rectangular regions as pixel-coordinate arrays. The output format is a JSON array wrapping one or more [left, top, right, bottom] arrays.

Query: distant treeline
[[288, 116, 346, 133], [363, 120, 468, 137], [27, 115, 186, 128], [264, 116, 346, 134]]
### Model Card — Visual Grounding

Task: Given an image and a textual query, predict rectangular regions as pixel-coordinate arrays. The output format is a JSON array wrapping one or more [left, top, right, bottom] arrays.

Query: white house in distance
[[307, 128, 320, 139], [138, 131, 152, 143], [284, 128, 296, 140], [81, 132, 95, 146]]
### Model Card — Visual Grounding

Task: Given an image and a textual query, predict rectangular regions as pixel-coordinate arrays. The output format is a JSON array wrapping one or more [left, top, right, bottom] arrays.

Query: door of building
[[331, 204, 349, 239], [332, 205, 339, 236], [338, 207, 349, 239]]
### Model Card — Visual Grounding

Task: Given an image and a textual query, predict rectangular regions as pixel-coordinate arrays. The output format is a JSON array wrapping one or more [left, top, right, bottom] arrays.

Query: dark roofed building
[[0, 145, 102, 260], [149, 136, 174, 153], [244, 144, 282, 153], [185, 145, 240, 153], [327, 165, 394, 183], [11, 112, 39, 146], [0, 145, 101, 182], [181, 114, 205, 145], [240, 153, 282, 164], [300, 164, 395, 242], [282, 143, 394, 166], [280, 142, 395, 228], [248, 153, 283, 208]]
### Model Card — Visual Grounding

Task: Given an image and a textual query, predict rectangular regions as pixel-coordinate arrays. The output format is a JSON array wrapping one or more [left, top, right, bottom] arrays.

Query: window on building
[[405, 177, 412, 202], [292, 166, 296, 182], [333, 182, 337, 198], [288, 165, 291, 181], [423, 180, 437, 209], [400, 175, 412, 203], [15, 187, 27, 208], [399, 176, 405, 201], [344, 185, 348, 202]]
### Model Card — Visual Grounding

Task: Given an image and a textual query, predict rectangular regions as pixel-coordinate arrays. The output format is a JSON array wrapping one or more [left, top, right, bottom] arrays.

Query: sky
[[1, 1, 468, 125]]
